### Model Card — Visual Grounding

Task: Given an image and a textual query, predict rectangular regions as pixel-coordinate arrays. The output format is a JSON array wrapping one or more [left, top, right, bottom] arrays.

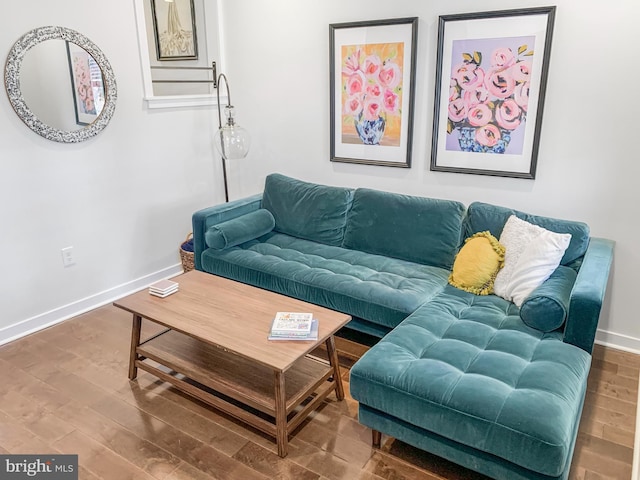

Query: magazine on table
[[269, 312, 313, 336], [268, 318, 319, 341]]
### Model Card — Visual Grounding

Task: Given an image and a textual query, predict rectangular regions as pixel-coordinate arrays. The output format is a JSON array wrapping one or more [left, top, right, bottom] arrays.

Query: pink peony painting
[[446, 36, 535, 155], [341, 42, 404, 147]]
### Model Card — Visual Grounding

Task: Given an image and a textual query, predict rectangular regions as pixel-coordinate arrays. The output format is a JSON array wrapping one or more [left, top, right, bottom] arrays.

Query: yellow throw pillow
[[448, 231, 505, 295]]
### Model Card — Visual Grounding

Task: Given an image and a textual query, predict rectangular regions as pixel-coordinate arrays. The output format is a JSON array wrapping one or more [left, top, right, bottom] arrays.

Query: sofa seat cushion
[[350, 285, 591, 477], [200, 232, 450, 329]]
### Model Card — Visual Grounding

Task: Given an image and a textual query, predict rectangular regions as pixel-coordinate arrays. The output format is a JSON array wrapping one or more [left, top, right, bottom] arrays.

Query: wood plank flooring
[[0, 304, 636, 480]]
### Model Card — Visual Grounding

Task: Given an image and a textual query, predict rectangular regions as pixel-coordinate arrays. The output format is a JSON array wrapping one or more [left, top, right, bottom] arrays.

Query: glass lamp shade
[[214, 106, 250, 160], [214, 124, 251, 160]]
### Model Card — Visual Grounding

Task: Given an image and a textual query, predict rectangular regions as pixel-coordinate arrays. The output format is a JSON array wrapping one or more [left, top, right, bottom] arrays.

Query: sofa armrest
[[563, 237, 615, 353], [192, 194, 262, 270]]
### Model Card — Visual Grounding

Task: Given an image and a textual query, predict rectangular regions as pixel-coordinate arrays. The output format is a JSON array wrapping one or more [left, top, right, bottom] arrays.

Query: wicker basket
[[180, 233, 195, 272]]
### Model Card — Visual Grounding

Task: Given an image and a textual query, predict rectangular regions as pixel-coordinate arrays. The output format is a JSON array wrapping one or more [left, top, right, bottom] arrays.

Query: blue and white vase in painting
[[355, 114, 386, 145], [457, 126, 512, 154]]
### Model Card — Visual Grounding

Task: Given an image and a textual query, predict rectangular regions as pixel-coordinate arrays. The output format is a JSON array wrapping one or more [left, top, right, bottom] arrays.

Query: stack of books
[[268, 312, 318, 341], [149, 279, 179, 298]]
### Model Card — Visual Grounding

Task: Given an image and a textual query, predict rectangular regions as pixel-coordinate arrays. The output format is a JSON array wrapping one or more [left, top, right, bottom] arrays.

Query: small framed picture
[[151, 0, 198, 61], [66, 41, 105, 126], [430, 7, 556, 179], [330, 17, 418, 168]]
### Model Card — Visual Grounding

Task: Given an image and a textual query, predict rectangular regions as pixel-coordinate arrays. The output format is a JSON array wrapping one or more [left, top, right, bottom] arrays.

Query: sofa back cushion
[[262, 173, 354, 246], [463, 202, 590, 265], [343, 188, 466, 269]]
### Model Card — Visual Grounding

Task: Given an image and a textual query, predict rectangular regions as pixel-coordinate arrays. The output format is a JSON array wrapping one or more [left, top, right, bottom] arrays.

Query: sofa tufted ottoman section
[[350, 285, 591, 477]]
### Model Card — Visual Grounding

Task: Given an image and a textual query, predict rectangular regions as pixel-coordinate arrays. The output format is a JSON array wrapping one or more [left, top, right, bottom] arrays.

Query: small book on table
[[268, 312, 318, 340], [149, 279, 179, 298]]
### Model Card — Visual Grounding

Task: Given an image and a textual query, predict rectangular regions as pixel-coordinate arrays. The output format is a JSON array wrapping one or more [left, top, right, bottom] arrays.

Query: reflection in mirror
[[66, 42, 106, 124], [4, 26, 117, 143], [20, 40, 106, 131]]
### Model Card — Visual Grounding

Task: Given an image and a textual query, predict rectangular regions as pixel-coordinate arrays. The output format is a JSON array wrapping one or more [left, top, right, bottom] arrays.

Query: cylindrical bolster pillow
[[519, 266, 577, 332], [205, 209, 275, 250]]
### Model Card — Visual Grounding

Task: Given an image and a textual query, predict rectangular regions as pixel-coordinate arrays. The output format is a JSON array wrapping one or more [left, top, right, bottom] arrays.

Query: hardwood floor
[[0, 304, 636, 480]]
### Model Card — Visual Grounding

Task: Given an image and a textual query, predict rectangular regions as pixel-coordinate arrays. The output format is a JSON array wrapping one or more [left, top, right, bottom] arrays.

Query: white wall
[[220, 0, 640, 351], [1, 0, 638, 352], [0, 0, 226, 341]]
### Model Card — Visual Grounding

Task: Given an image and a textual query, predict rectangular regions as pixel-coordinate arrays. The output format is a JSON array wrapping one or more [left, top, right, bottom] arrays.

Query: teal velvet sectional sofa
[[192, 173, 614, 480]]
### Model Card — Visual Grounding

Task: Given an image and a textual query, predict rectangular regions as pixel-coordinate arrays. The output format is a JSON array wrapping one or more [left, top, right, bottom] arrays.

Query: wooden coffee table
[[113, 270, 351, 457]]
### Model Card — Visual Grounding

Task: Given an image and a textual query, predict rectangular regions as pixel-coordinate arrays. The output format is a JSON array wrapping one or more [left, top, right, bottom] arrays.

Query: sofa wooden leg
[[372, 429, 382, 448]]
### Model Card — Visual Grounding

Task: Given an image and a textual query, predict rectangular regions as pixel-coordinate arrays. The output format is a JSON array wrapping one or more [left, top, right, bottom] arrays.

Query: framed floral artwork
[[330, 17, 418, 167], [430, 7, 556, 178], [151, 0, 198, 60], [66, 41, 106, 126]]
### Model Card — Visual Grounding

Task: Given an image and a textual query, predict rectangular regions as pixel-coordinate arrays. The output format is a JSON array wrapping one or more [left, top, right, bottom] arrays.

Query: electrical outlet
[[61, 246, 75, 267]]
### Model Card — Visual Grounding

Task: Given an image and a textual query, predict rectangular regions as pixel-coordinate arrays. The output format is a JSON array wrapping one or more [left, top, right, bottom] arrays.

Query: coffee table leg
[[325, 335, 344, 401], [128, 314, 142, 380], [274, 371, 288, 457]]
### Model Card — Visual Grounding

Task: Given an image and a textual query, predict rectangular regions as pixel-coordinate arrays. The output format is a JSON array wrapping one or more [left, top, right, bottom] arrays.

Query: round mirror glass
[[20, 40, 106, 131], [4, 26, 117, 143]]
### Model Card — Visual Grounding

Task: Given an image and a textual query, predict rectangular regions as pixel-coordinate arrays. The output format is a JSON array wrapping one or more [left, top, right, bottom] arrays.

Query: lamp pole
[[216, 73, 231, 203]]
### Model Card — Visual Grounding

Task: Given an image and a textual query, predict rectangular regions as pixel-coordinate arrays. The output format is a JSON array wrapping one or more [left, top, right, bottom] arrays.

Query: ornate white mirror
[[4, 26, 117, 143]]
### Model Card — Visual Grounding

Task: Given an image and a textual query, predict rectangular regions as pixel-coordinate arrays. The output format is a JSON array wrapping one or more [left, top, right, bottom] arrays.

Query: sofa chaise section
[[350, 286, 592, 480]]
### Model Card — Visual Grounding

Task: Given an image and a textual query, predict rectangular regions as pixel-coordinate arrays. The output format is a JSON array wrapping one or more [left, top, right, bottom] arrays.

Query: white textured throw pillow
[[493, 215, 571, 307]]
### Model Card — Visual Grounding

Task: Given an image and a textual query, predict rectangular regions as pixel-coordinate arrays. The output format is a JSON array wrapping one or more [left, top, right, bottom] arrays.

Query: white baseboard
[[0, 264, 185, 346], [595, 328, 640, 355]]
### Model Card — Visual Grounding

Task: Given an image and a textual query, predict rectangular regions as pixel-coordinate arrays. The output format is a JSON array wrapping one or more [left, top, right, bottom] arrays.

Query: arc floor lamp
[[213, 73, 250, 202]]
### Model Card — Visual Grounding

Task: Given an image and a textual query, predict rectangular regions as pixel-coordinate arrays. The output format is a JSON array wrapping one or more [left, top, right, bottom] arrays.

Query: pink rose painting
[[446, 36, 535, 155], [71, 51, 97, 115], [341, 42, 404, 146], [68, 43, 106, 125]]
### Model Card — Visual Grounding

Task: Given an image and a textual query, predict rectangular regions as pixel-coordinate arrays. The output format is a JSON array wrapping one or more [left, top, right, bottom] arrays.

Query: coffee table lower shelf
[[133, 329, 341, 456]]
